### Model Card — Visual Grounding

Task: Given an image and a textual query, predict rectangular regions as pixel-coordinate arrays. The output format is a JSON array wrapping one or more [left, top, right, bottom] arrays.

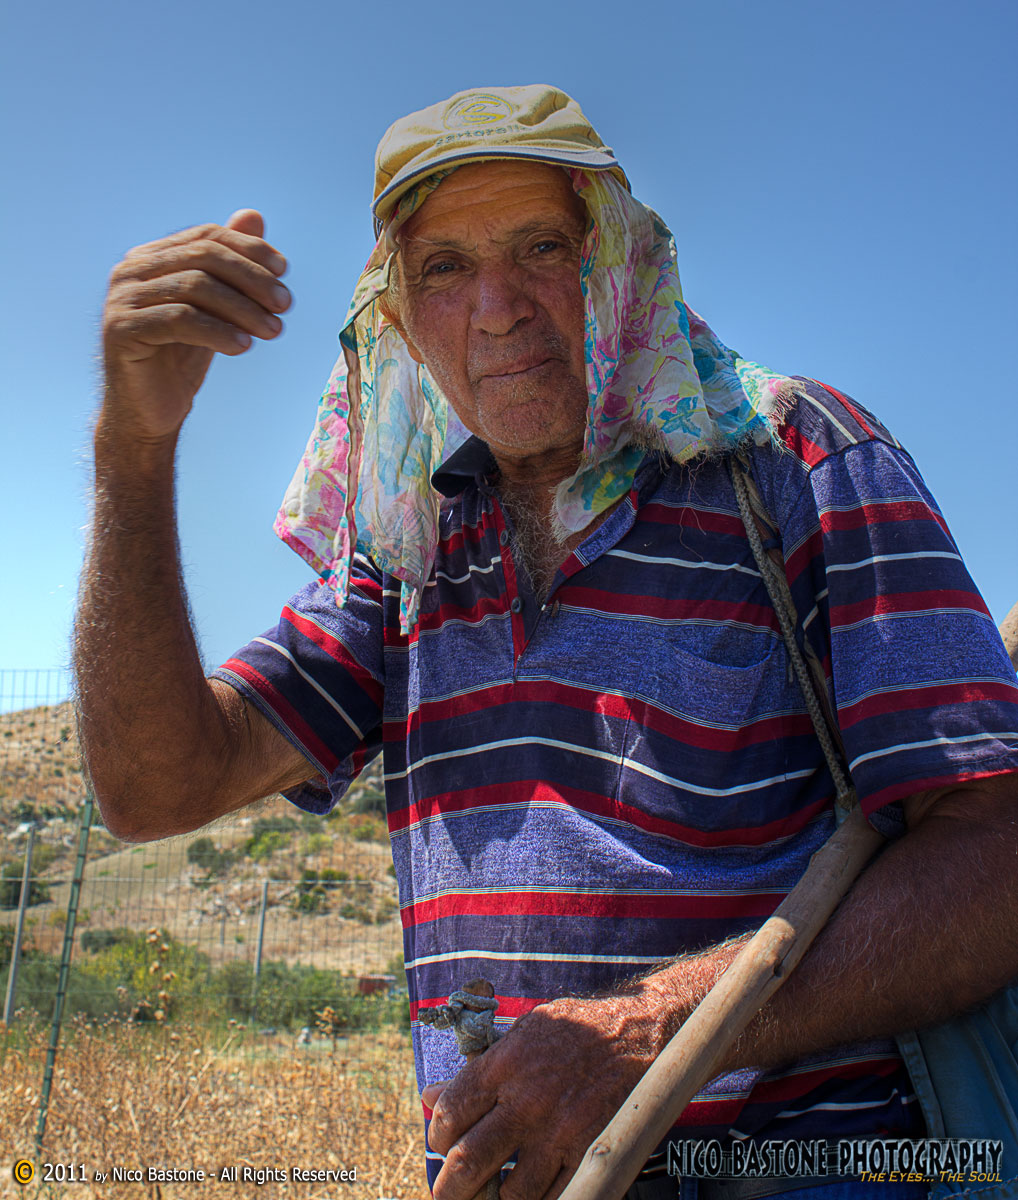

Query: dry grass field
[[1, 1016, 431, 1200]]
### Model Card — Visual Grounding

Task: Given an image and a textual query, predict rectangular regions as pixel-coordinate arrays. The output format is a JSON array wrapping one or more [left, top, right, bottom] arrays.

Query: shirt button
[[499, 529, 509, 547], [510, 597, 523, 614]]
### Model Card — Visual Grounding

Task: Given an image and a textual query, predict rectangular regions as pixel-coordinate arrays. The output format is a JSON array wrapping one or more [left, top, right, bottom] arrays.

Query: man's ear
[[377, 283, 424, 365], [376, 255, 422, 362], [399, 326, 425, 365]]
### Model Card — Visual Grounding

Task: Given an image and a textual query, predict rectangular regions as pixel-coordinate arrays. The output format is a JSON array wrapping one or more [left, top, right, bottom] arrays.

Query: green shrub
[[32, 845, 58, 875], [292, 867, 353, 912], [303, 832, 331, 855], [0, 925, 15, 968], [80, 928, 133, 953], [210, 959, 256, 1015], [4, 939, 411, 1032], [348, 785, 386, 816], [74, 929, 211, 1020], [239, 962, 406, 1030], [245, 828, 293, 861], [349, 815, 388, 843], [186, 836, 232, 877], [7, 953, 132, 1022], [293, 886, 325, 913], [0, 861, 51, 909], [339, 901, 374, 924], [211, 959, 340, 1027], [248, 815, 298, 839]]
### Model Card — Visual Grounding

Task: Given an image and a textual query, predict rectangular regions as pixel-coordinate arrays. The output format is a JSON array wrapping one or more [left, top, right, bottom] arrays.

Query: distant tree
[[0, 859, 50, 909], [186, 836, 231, 876]]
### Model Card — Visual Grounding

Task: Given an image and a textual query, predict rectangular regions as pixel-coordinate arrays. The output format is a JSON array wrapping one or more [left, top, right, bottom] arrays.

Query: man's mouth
[[478, 357, 554, 383]]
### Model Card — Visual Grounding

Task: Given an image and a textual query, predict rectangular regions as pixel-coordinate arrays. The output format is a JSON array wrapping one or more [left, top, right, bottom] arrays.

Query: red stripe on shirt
[[840, 680, 1018, 729], [816, 381, 876, 438], [559, 587, 779, 629], [388, 778, 833, 848], [221, 657, 339, 774], [282, 606, 384, 707], [387, 680, 813, 754], [830, 588, 991, 628], [401, 888, 782, 928]]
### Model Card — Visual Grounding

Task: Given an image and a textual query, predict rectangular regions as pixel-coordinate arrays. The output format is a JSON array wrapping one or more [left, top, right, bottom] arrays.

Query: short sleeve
[[773, 436, 1018, 814], [210, 557, 386, 814]]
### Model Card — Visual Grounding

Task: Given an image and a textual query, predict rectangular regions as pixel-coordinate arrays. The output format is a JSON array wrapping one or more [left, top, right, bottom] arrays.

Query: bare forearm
[[79, 214, 297, 839], [75, 408, 235, 837], [637, 775, 1018, 1073], [737, 778, 1018, 1069]]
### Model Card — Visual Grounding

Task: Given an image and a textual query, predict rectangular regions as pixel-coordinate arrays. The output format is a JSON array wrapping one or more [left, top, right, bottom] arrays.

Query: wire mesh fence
[[0, 670, 427, 1199]]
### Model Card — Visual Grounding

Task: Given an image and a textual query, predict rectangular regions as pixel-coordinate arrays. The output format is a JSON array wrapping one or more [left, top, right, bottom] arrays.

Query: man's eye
[[533, 240, 562, 254], [425, 260, 457, 276]]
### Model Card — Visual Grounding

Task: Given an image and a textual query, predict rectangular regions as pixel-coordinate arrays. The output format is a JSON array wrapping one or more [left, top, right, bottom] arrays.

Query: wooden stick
[[557, 805, 885, 1200]]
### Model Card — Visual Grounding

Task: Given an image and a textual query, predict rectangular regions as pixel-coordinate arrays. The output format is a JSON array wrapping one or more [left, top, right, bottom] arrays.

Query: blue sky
[[2, 0, 1015, 690]]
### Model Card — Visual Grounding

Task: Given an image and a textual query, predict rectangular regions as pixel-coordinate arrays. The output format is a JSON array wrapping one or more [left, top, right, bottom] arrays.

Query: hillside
[[0, 699, 83, 827], [0, 701, 401, 977]]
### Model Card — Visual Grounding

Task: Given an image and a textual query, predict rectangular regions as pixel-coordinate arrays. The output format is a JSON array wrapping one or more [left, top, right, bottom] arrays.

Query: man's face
[[394, 161, 589, 471]]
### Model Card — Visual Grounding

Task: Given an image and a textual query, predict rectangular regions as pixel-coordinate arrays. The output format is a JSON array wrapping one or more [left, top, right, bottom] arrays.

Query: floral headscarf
[[275, 168, 795, 631]]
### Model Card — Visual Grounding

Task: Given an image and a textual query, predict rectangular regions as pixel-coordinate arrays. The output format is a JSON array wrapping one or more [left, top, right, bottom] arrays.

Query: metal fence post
[[35, 794, 93, 1154], [3, 823, 36, 1024], [251, 880, 269, 1019], [254, 880, 268, 982]]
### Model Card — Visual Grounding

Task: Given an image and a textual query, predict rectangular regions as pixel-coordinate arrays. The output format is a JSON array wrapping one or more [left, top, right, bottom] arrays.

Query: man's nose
[[469, 265, 536, 336]]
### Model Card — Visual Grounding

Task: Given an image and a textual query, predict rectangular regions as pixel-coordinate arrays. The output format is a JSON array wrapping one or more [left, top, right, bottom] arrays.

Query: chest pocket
[[616, 631, 797, 837]]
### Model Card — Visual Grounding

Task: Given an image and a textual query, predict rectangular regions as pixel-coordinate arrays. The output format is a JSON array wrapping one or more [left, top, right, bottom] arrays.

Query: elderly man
[[78, 86, 1018, 1200]]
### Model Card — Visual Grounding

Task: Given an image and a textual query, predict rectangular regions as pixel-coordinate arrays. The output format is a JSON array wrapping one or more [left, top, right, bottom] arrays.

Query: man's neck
[[495, 473, 625, 602], [490, 439, 581, 487], [496, 476, 563, 600]]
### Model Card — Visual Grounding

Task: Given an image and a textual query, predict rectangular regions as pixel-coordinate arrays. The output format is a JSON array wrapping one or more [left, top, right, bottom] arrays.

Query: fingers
[[109, 303, 256, 358], [433, 1109, 576, 1200], [431, 1105, 518, 1200], [225, 208, 265, 239], [427, 994, 655, 1200], [123, 221, 287, 279], [100, 211, 293, 437], [426, 1062, 495, 1156], [501, 1156, 573, 1200], [118, 239, 290, 311], [422, 1080, 449, 1108], [122, 266, 285, 342], [107, 230, 292, 361]]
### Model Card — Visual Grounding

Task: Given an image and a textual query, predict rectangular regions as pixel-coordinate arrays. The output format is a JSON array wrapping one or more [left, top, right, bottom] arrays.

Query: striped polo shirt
[[213, 379, 1018, 1183]]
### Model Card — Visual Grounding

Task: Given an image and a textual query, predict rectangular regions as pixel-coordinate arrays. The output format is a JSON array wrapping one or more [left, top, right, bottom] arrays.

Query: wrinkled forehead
[[390, 160, 588, 254]]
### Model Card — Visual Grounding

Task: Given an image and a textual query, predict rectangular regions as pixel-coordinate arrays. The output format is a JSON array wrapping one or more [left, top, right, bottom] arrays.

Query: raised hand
[[101, 209, 290, 441]]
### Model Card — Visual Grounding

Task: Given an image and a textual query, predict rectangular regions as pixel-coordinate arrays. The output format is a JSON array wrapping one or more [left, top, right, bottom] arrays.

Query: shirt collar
[[431, 435, 667, 509], [431, 435, 499, 497]]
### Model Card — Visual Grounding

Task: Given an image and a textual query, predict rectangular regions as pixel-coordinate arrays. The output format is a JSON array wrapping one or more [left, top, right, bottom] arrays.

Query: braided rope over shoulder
[[728, 456, 858, 818]]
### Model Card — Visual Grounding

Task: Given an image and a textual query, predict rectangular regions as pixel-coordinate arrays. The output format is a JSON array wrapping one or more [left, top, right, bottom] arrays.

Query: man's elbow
[[89, 776, 220, 843]]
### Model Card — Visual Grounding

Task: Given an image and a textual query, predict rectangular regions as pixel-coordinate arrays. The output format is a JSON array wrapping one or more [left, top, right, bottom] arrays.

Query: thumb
[[422, 1080, 450, 1111], [225, 208, 264, 238]]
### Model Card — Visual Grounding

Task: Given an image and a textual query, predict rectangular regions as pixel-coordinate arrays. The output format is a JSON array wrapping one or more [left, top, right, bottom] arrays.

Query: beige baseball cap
[[371, 84, 629, 234]]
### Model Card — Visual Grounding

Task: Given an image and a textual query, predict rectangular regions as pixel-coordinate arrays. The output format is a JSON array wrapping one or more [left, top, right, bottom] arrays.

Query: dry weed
[[1, 1015, 431, 1200]]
